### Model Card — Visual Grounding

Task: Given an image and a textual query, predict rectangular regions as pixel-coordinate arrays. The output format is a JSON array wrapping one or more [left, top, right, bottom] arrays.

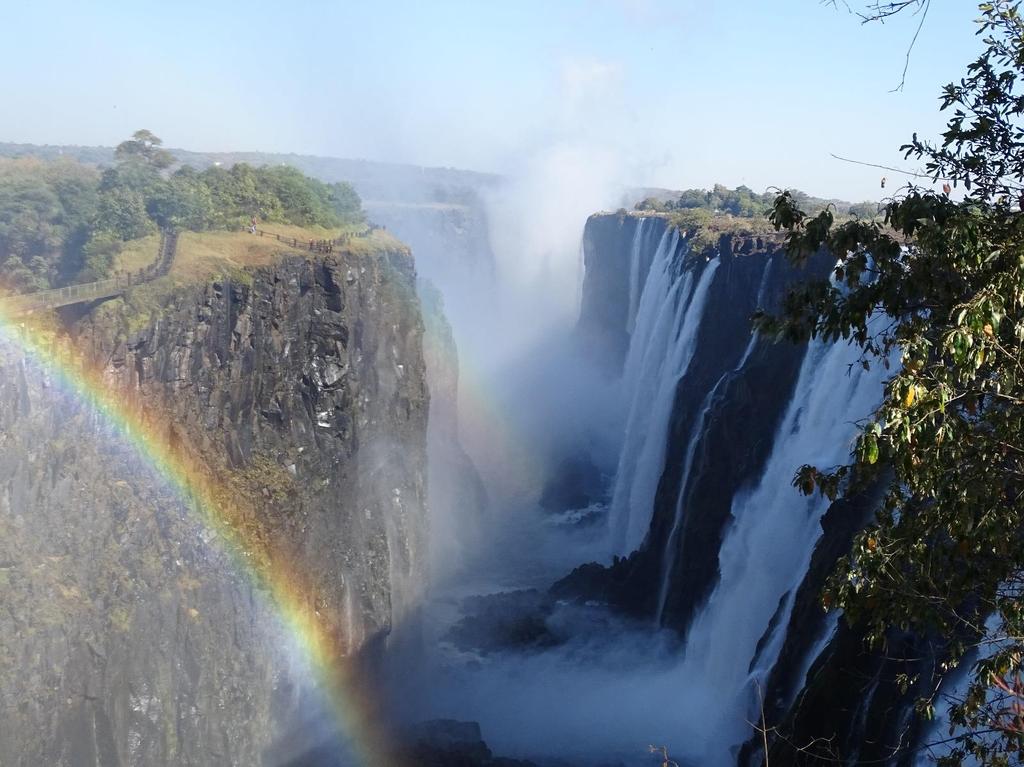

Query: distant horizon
[[0, 135, 885, 205]]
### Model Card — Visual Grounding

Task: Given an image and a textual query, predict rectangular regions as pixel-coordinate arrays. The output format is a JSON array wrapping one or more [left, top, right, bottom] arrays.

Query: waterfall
[[625, 221, 646, 335], [625, 217, 663, 335], [658, 333, 887, 766], [653, 258, 775, 622], [607, 225, 720, 556]]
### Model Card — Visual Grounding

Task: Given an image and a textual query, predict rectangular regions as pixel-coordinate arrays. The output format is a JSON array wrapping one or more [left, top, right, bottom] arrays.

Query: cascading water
[[625, 217, 665, 336], [400, 211, 906, 766], [654, 256, 775, 622], [658, 333, 887, 766], [607, 225, 719, 556]]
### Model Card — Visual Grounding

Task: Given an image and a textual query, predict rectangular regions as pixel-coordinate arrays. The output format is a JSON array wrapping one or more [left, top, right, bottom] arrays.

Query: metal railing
[[0, 220, 377, 316], [250, 223, 381, 252], [0, 230, 178, 315]]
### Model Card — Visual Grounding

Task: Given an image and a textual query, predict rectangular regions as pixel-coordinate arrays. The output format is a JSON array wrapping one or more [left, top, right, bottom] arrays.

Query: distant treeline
[[635, 183, 879, 220], [0, 140, 500, 207], [0, 130, 364, 292]]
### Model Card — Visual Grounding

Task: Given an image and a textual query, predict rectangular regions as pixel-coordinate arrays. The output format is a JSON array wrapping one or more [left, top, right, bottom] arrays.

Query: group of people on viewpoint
[[308, 239, 335, 254], [247, 215, 335, 253]]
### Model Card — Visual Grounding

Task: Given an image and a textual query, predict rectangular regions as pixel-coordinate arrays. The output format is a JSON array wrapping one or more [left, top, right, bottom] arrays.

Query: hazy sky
[[0, 1, 981, 201]]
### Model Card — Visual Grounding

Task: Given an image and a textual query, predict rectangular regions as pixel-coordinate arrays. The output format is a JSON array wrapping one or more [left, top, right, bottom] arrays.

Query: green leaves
[[760, 6, 1024, 761]]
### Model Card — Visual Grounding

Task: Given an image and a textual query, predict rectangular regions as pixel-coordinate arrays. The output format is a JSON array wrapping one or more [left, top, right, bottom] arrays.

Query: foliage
[[636, 184, 774, 216], [114, 129, 174, 170], [0, 158, 100, 290], [96, 184, 155, 241], [0, 130, 365, 290], [145, 169, 215, 231], [756, 3, 1024, 763], [637, 183, 880, 222], [197, 163, 363, 230], [80, 230, 124, 282], [663, 208, 775, 252], [677, 184, 773, 217]]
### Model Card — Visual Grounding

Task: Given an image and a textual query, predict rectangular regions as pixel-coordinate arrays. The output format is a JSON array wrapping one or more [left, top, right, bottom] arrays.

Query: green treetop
[[758, 3, 1024, 764]]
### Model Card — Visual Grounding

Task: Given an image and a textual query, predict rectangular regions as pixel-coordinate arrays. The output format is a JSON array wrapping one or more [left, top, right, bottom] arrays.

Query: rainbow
[[0, 304, 400, 766]]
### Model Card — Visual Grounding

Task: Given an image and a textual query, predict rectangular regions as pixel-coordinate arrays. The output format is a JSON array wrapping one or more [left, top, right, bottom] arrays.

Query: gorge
[[0, 151, 935, 767], [382, 207, 930, 767]]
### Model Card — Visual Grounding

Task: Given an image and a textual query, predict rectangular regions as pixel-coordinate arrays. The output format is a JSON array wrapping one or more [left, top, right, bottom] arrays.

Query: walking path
[[0, 230, 178, 316], [0, 222, 381, 316]]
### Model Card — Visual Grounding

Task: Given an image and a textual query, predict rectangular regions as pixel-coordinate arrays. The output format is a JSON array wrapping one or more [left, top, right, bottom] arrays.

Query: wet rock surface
[[571, 215, 831, 630], [0, 248, 429, 765], [572, 213, 932, 765], [399, 719, 538, 767], [447, 590, 559, 654]]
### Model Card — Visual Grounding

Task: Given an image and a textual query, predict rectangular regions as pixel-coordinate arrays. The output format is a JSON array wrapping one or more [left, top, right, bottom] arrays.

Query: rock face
[[568, 212, 925, 765], [0, 247, 429, 765], [363, 200, 495, 298], [363, 194, 491, 585], [418, 279, 487, 582], [572, 213, 826, 631], [399, 719, 536, 767]]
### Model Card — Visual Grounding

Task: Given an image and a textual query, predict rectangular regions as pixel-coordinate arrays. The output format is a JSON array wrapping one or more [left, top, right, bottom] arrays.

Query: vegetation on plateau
[[633, 184, 881, 254], [635, 183, 880, 220], [757, 2, 1024, 763], [0, 130, 364, 293]]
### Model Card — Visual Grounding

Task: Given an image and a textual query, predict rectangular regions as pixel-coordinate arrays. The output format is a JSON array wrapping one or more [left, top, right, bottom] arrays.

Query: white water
[[607, 225, 720, 556], [661, 333, 886, 766], [654, 257, 775, 622], [625, 217, 662, 335], [401, 214, 899, 765]]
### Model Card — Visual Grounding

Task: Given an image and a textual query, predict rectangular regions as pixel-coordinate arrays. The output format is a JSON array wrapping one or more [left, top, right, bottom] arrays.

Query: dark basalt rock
[[576, 213, 651, 375], [399, 720, 538, 767], [448, 590, 559, 654], [569, 214, 834, 632], [539, 455, 605, 514], [737, 476, 939, 767], [0, 248, 430, 765], [576, 212, 935, 765]]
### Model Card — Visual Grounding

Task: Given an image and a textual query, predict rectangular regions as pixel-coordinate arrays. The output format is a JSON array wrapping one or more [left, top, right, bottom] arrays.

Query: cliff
[[562, 211, 926, 765], [571, 212, 821, 631], [363, 201, 495, 289], [418, 279, 487, 583], [363, 197, 491, 585], [0, 244, 429, 764]]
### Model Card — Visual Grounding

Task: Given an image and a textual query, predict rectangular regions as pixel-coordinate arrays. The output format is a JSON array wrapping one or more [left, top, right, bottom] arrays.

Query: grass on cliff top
[[118, 223, 407, 282], [114, 233, 162, 273], [173, 224, 342, 279], [615, 207, 882, 254], [113, 222, 406, 280], [666, 209, 776, 238], [626, 209, 777, 252], [622, 204, 883, 253], [110, 223, 407, 332]]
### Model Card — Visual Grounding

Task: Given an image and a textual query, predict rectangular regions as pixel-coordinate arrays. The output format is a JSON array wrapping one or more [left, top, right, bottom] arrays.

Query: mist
[[0, 2, 991, 764]]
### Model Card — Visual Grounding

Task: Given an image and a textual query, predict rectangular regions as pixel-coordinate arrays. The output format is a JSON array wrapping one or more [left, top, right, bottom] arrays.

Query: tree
[[146, 171, 214, 230], [327, 180, 363, 224], [757, 3, 1024, 763], [114, 129, 174, 170], [95, 186, 153, 241], [79, 231, 122, 282]]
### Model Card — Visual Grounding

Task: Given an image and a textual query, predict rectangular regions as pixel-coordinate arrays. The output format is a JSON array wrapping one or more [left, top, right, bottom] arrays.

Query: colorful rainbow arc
[[0, 304, 398, 767]]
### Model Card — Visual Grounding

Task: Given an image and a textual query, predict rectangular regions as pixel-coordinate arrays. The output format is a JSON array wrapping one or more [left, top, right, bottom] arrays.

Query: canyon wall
[[0, 247, 429, 765], [567, 212, 929, 766]]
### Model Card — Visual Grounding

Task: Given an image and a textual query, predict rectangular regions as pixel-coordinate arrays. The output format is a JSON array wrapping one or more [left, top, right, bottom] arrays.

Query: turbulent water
[[654, 335, 885, 765], [608, 222, 719, 555], [393, 210, 895, 766]]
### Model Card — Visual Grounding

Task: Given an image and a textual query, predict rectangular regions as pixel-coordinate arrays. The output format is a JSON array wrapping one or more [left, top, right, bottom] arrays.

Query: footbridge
[[0, 230, 178, 316]]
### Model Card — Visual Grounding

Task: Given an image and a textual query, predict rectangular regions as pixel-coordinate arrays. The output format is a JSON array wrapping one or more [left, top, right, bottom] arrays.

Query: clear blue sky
[[0, 0, 982, 201]]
